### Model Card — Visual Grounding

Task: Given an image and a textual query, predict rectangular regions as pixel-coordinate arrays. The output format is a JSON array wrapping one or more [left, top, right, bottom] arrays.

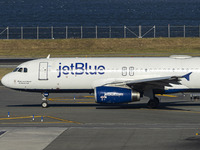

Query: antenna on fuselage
[[47, 54, 50, 59]]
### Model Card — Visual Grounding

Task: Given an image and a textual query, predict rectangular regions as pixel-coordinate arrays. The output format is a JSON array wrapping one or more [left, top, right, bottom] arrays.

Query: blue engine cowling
[[95, 86, 140, 104]]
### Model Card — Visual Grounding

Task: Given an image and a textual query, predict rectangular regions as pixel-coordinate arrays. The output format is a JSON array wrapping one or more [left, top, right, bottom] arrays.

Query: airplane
[[1, 55, 197, 108]]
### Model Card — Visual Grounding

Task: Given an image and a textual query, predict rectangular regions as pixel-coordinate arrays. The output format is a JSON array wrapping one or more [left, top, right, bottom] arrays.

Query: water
[[0, 0, 200, 27]]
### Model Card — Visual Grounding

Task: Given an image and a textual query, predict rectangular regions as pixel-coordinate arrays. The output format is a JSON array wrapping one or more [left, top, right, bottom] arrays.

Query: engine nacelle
[[95, 86, 140, 104]]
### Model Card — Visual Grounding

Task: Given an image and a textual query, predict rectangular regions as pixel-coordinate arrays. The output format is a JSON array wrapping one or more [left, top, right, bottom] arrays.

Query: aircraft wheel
[[42, 101, 48, 108], [147, 98, 159, 109], [154, 97, 160, 104]]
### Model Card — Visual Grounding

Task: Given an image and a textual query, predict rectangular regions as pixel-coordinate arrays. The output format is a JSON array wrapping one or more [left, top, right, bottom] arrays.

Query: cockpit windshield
[[13, 67, 28, 73], [18, 68, 23, 72], [13, 67, 19, 72], [24, 68, 28, 73]]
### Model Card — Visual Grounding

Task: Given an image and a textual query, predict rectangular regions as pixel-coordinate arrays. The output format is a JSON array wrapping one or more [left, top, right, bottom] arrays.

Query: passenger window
[[122, 67, 127, 76], [24, 68, 28, 73]]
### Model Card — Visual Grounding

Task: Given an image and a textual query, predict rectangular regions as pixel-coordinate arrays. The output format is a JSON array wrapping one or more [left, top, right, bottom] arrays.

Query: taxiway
[[0, 86, 200, 150]]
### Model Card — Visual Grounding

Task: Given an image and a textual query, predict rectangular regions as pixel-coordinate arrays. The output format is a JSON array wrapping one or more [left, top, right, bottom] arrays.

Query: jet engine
[[95, 86, 140, 104]]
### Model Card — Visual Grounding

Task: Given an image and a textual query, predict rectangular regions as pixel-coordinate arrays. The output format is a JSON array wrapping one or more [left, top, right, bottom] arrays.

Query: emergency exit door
[[39, 62, 48, 80]]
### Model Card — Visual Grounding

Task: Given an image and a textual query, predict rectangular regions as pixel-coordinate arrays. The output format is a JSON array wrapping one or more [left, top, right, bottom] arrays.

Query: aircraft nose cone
[[1, 74, 9, 87]]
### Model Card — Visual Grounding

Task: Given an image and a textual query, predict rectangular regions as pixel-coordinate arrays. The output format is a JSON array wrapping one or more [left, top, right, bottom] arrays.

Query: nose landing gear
[[41, 92, 49, 108]]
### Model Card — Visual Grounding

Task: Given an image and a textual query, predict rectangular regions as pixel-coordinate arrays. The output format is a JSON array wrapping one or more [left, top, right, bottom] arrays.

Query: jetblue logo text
[[57, 63, 105, 78], [100, 92, 124, 101]]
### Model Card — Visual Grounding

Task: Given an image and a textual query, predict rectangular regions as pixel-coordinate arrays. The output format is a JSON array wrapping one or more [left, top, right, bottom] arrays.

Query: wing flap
[[103, 72, 192, 91]]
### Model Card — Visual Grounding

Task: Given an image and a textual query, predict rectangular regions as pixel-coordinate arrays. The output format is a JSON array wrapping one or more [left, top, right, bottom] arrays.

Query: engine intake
[[95, 86, 140, 104]]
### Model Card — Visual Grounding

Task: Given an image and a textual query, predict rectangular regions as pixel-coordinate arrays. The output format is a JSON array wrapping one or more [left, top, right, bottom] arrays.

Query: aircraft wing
[[104, 72, 192, 91]]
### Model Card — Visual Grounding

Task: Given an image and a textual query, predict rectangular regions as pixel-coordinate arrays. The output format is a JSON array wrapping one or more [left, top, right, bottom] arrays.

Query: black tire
[[41, 101, 48, 108], [154, 97, 160, 104], [147, 98, 159, 109]]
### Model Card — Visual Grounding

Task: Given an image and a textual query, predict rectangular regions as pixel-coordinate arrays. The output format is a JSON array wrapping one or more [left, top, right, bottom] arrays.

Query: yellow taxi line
[[48, 98, 94, 101], [48, 100, 95, 104], [156, 94, 177, 97], [0, 122, 75, 124], [0, 116, 81, 124], [140, 108, 200, 114], [46, 116, 81, 124], [84, 96, 94, 98], [0, 116, 41, 120]]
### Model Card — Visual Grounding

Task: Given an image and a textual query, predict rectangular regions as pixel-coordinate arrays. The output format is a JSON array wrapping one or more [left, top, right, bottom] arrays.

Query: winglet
[[182, 72, 192, 81]]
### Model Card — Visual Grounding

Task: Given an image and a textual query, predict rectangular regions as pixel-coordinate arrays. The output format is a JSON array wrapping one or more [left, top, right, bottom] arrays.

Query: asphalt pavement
[[1, 86, 200, 149]]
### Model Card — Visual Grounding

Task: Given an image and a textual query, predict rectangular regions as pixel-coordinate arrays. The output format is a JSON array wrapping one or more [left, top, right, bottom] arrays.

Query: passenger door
[[39, 62, 48, 80]]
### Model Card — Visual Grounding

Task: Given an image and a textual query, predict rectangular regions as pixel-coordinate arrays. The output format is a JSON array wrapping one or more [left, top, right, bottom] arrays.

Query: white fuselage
[[2, 56, 200, 93]]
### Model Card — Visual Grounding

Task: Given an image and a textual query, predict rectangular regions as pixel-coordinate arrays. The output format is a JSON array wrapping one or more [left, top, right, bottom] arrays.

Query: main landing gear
[[147, 97, 160, 109], [144, 90, 160, 109], [41, 92, 49, 108]]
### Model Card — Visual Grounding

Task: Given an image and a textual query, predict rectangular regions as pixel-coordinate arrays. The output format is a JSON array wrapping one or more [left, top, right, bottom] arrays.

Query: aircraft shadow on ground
[[6, 101, 200, 111]]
